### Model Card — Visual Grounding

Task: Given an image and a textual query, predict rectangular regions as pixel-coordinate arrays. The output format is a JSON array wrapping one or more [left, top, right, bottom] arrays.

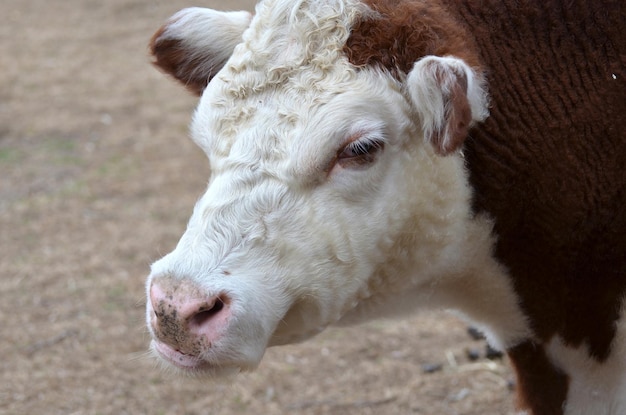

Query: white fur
[[148, 0, 529, 380], [545, 299, 626, 415]]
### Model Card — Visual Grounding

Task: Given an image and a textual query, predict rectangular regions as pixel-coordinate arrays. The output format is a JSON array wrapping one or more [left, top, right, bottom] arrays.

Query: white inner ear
[[406, 55, 489, 150], [164, 8, 252, 47], [162, 8, 253, 77]]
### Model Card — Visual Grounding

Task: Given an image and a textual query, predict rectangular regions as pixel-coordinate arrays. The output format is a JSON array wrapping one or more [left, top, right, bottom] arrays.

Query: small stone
[[507, 379, 516, 391], [421, 362, 443, 374], [485, 344, 504, 360], [465, 348, 481, 361], [467, 326, 485, 340]]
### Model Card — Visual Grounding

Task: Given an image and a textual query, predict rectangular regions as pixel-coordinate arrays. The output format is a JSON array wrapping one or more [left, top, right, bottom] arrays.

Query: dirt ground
[[0, 1, 517, 414]]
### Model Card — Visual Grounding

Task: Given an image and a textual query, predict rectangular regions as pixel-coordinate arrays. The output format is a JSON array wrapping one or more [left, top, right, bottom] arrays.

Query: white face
[[145, 0, 487, 377]]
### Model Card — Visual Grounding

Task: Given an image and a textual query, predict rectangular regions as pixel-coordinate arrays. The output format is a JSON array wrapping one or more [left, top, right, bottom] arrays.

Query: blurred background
[[0, 1, 515, 413]]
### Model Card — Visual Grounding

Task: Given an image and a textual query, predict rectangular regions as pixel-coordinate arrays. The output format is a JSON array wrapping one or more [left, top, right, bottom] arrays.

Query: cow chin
[[150, 339, 244, 379], [147, 312, 272, 379]]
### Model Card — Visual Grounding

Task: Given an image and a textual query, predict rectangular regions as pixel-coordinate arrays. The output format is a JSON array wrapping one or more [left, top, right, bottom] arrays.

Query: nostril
[[190, 297, 225, 328]]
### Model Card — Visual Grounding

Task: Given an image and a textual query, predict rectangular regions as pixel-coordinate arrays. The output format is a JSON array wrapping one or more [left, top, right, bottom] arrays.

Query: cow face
[[146, 0, 488, 376]]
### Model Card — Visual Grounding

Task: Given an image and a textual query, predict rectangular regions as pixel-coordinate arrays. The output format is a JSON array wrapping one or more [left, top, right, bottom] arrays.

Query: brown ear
[[406, 56, 489, 155], [150, 8, 252, 96]]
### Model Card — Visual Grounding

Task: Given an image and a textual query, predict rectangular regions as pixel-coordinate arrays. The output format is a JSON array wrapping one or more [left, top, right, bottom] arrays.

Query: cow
[[143, 0, 626, 413]]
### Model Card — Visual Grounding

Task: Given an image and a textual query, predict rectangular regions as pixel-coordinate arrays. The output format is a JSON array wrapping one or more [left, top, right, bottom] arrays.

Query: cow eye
[[337, 138, 385, 168]]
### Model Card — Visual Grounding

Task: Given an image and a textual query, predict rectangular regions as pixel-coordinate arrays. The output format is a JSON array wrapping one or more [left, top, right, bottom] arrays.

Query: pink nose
[[149, 277, 230, 355]]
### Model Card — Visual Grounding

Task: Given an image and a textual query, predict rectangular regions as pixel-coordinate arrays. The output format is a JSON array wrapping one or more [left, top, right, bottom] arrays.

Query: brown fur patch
[[150, 26, 208, 96], [345, 0, 482, 77], [430, 63, 472, 155], [447, 0, 626, 362], [439, 79, 471, 154], [507, 341, 569, 414]]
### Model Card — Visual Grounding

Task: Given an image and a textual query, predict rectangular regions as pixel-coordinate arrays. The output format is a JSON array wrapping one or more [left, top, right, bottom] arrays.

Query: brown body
[[346, 0, 625, 412]]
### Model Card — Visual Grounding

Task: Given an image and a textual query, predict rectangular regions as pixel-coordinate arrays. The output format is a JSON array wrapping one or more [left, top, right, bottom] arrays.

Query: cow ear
[[150, 8, 253, 96], [406, 56, 489, 155]]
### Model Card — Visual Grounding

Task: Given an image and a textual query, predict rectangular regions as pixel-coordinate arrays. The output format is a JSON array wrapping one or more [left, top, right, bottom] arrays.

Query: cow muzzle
[[148, 275, 231, 370]]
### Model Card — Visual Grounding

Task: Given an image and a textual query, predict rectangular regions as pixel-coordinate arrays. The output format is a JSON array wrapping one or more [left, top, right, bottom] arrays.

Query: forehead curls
[[236, 0, 372, 87]]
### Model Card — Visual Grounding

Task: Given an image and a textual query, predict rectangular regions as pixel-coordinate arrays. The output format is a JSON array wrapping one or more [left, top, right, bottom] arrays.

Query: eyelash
[[337, 136, 385, 168]]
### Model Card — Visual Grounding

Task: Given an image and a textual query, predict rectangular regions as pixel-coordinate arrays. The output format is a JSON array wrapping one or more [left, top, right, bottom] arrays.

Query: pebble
[[465, 348, 481, 361], [467, 326, 485, 341], [485, 344, 504, 360], [421, 362, 443, 374]]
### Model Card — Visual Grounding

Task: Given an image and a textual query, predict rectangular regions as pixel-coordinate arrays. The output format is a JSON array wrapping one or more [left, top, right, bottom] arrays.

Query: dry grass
[[0, 1, 515, 414]]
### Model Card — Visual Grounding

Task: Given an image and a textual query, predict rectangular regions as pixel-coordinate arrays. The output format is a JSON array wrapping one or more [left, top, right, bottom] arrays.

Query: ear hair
[[150, 8, 252, 96], [406, 56, 489, 155]]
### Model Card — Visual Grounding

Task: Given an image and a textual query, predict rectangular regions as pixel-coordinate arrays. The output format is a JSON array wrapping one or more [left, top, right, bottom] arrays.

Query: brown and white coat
[[144, 1, 626, 414]]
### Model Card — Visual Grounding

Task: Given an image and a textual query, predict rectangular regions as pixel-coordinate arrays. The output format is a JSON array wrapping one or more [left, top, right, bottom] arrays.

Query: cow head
[[145, 0, 489, 377]]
